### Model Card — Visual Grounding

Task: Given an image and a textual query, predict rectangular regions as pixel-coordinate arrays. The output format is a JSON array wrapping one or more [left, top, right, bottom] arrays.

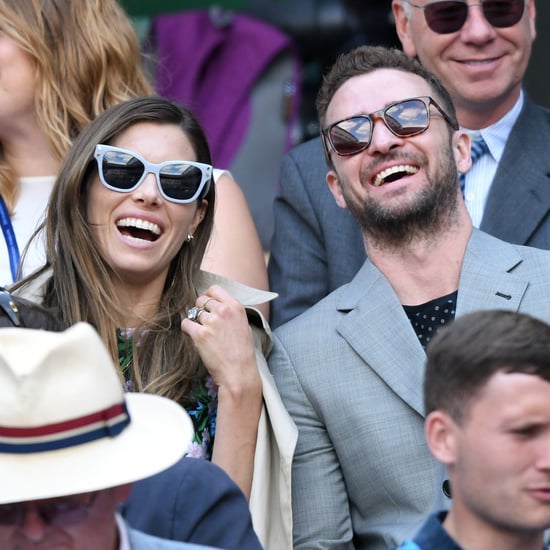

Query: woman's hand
[[181, 284, 262, 499], [181, 284, 260, 396]]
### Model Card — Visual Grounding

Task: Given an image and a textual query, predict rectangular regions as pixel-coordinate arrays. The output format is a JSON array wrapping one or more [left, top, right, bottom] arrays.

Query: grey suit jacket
[[268, 229, 550, 549], [268, 96, 550, 328]]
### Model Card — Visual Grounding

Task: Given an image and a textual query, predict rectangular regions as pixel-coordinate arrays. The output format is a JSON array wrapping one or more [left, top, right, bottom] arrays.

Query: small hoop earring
[[186, 233, 194, 242]]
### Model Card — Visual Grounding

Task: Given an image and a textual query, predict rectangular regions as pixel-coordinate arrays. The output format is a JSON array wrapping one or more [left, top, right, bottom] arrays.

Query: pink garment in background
[[153, 10, 293, 168]]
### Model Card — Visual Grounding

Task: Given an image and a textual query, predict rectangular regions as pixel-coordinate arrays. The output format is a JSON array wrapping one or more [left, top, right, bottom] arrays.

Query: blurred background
[[118, 0, 550, 250]]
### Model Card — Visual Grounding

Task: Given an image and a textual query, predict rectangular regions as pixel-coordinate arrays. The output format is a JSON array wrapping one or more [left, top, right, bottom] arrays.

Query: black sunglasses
[[94, 145, 212, 204], [0, 493, 98, 527], [403, 0, 525, 34], [322, 96, 458, 157]]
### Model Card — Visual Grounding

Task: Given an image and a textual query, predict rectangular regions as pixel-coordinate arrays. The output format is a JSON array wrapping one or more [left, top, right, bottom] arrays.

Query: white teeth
[[116, 217, 161, 235], [373, 165, 419, 187]]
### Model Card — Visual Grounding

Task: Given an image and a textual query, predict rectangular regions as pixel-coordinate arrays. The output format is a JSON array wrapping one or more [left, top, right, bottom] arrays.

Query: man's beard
[[340, 145, 460, 250]]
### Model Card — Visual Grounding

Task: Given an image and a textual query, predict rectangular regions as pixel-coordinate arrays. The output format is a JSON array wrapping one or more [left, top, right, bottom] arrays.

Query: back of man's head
[[424, 309, 550, 423]]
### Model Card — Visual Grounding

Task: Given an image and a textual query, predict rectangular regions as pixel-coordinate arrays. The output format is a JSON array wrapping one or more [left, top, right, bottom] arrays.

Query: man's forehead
[[326, 68, 433, 121]]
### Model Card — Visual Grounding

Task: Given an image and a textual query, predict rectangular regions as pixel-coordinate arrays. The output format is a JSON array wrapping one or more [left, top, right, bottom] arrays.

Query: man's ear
[[527, 0, 536, 42], [114, 483, 133, 503], [326, 170, 348, 210], [453, 130, 472, 178], [425, 410, 458, 467], [392, 0, 418, 58]]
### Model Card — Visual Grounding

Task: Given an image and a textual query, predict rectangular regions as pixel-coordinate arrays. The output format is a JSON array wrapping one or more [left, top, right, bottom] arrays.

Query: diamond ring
[[187, 306, 205, 323]]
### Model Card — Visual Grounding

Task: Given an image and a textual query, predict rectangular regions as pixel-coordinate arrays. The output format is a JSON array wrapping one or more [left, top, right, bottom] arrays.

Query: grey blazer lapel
[[335, 261, 427, 418], [457, 229, 529, 315], [333, 231, 530, 417], [481, 98, 550, 245]]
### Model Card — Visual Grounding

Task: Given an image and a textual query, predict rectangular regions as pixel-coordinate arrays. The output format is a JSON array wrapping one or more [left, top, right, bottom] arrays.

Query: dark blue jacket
[[122, 457, 262, 550]]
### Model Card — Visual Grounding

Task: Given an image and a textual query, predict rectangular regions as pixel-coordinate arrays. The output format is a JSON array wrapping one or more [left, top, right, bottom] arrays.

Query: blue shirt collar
[[461, 90, 524, 163]]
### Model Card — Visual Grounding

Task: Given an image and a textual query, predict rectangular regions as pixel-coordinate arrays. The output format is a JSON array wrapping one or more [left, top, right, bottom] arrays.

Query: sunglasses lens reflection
[[425, 1, 467, 33], [329, 118, 372, 156], [158, 166, 204, 201], [101, 152, 203, 201], [424, 0, 524, 34], [328, 99, 430, 156], [385, 100, 430, 136], [482, 0, 524, 27], [102, 153, 144, 190]]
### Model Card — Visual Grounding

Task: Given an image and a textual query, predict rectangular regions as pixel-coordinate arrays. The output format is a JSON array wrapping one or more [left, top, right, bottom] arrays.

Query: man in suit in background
[[399, 310, 550, 550], [268, 0, 550, 328], [268, 45, 550, 549]]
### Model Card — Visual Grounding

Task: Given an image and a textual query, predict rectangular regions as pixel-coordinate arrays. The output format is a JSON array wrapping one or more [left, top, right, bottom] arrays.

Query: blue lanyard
[[0, 195, 20, 283]]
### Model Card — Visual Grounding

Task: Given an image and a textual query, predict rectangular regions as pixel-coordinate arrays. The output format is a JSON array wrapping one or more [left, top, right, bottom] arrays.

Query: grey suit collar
[[335, 229, 528, 417], [481, 97, 550, 244]]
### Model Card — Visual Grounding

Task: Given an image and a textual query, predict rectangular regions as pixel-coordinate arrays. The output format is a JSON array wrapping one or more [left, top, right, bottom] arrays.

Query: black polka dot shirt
[[403, 291, 457, 350]]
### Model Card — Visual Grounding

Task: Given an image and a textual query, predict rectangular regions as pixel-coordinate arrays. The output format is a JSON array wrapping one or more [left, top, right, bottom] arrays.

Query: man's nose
[[18, 507, 50, 542], [367, 117, 405, 154], [460, 3, 498, 42]]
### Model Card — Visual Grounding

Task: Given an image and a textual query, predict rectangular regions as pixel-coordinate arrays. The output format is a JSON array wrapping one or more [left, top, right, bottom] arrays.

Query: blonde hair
[[0, 0, 153, 212]]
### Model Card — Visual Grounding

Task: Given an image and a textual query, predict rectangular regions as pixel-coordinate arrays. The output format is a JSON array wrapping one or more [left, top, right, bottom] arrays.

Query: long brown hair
[[16, 97, 216, 406], [0, 0, 153, 211]]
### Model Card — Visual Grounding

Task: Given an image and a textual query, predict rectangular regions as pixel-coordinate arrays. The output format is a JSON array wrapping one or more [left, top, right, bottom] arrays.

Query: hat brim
[[0, 393, 193, 504]]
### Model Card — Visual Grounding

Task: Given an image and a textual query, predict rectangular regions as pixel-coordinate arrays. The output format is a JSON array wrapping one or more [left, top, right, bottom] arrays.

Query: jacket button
[[442, 480, 452, 498]]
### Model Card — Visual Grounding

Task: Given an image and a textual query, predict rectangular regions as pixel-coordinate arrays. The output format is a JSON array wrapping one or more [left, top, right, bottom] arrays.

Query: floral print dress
[[117, 329, 218, 459]]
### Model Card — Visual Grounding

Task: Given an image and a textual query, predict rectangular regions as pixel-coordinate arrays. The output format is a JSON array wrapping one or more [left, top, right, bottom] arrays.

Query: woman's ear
[[189, 199, 208, 235]]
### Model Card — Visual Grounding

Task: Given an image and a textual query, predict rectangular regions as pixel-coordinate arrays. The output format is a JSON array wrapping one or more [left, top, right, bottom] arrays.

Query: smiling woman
[[13, 96, 296, 550], [86, 124, 211, 291], [0, 0, 269, 321]]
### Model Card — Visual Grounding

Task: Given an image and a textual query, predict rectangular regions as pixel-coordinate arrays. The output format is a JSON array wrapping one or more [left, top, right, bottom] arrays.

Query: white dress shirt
[[116, 512, 131, 550], [462, 91, 524, 228]]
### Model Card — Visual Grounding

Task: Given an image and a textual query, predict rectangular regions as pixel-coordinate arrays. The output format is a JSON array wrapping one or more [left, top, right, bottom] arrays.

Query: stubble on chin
[[341, 148, 460, 251]]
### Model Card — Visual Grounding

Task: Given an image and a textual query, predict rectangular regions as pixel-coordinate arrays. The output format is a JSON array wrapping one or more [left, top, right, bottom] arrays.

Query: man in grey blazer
[[268, 0, 550, 328], [268, 45, 550, 549]]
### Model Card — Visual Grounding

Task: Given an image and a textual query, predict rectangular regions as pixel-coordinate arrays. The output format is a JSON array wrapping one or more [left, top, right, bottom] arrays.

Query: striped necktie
[[458, 136, 488, 196]]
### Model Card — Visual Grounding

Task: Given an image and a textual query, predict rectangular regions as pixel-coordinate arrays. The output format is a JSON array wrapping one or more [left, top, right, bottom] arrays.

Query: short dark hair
[[0, 288, 61, 330], [424, 310, 550, 423], [316, 45, 458, 133]]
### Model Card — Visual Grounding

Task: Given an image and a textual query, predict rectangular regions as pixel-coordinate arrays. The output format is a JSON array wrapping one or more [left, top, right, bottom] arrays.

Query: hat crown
[[0, 323, 123, 428], [0, 323, 192, 504]]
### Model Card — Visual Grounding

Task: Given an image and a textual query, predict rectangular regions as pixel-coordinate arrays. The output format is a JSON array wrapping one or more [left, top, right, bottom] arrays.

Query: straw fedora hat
[[0, 322, 193, 504]]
